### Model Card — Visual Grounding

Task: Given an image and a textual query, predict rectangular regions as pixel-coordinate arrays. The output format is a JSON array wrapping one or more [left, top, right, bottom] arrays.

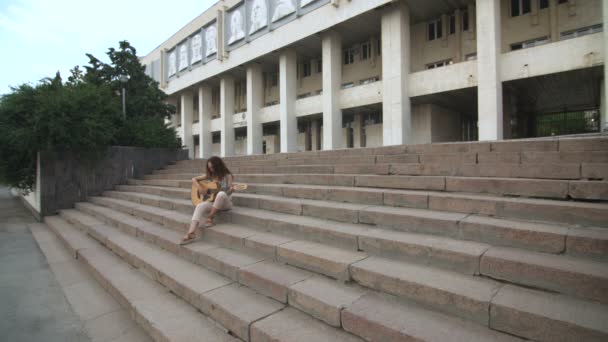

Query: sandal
[[179, 232, 197, 245], [202, 217, 215, 228]]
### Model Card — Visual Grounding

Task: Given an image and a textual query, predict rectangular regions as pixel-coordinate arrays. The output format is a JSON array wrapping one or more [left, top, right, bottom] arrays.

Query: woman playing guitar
[[181, 156, 234, 244]]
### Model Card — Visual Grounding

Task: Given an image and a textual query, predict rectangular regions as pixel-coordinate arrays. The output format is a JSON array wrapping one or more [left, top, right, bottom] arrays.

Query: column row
[[179, 0, 512, 157]]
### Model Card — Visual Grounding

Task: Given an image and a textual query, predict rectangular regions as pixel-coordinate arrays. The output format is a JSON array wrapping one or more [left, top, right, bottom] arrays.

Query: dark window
[[511, 0, 520, 17], [428, 22, 436, 40], [540, 0, 549, 9], [512, 0, 532, 16], [302, 62, 311, 77], [449, 14, 456, 34], [437, 18, 442, 38], [558, 0, 568, 4], [462, 10, 469, 31]]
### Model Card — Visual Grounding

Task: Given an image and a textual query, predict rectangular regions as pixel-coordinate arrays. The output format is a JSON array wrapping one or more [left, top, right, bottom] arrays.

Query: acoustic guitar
[[191, 180, 248, 206]]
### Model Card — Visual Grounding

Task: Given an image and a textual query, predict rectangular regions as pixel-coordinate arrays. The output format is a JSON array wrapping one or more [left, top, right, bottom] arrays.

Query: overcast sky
[[0, 0, 217, 95]]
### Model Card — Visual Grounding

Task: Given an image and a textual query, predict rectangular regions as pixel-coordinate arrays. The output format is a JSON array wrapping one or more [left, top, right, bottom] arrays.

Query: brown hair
[[206, 156, 231, 180]]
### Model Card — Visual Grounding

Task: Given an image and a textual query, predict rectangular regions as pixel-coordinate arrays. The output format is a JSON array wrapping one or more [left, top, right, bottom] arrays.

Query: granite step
[[43, 216, 239, 342], [82, 194, 608, 319], [61, 204, 529, 341], [59, 204, 538, 341], [349, 256, 608, 341], [98, 189, 608, 285], [96, 191, 498, 275], [118, 181, 608, 229], [55, 211, 328, 342]]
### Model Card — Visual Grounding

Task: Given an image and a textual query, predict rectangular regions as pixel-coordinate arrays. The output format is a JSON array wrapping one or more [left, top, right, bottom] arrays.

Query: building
[[141, 0, 607, 159]]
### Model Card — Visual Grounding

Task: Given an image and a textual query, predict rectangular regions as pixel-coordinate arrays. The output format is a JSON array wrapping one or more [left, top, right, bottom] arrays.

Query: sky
[[0, 0, 217, 95]]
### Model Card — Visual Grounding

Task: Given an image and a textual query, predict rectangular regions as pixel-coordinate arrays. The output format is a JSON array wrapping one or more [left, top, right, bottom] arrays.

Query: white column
[[180, 92, 194, 159], [279, 49, 298, 153], [247, 64, 263, 155], [602, 0, 608, 132], [322, 31, 343, 150], [220, 75, 235, 157], [476, 0, 503, 141], [381, 2, 411, 146], [198, 84, 212, 158]]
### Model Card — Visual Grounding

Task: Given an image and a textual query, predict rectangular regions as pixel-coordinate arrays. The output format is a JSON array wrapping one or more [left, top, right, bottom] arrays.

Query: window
[[449, 14, 456, 35], [426, 59, 453, 69], [561, 24, 603, 40], [212, 133, 220, 144], [462, 10, 469, 31], [343, 49, 355, 65], [302, 62, 311, 77], [270, 72, 279, 87], [428, 18, 442, 40], [465, 53, 477, 61], [558, 0, 568, 4], [511, 36, 549, 50], [316, 59, 322, 73], [361, 42, 372, 60], [540, 0, 549, 9], [511, 0, 531, 17], [212, 89, 219, 106]]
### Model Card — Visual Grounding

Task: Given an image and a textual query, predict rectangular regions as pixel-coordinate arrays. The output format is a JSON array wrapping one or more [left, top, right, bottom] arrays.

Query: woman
[[181, 156, 233, 244]]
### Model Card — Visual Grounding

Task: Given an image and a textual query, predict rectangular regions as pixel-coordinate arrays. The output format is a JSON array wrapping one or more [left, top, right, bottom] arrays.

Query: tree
[[0, 41, 180, 192]]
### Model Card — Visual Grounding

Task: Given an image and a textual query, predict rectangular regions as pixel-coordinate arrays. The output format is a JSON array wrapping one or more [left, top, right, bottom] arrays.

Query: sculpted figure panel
[[168, 50, 176, 77], [249, 0, 267, 34], [228, 9, 245, 45], [272, 0, 295, 22], [178, 44, 188, 71], [205, 25, 217, 56], [191, 33, 202, 63]]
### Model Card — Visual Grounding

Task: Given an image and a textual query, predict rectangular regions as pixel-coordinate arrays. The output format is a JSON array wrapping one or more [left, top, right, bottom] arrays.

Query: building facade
[[141, 0, 607, 158]]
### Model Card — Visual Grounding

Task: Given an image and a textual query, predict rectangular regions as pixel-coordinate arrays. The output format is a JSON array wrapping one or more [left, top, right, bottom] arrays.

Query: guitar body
[[191, 180, 219, 206], [191, 180, 248, 207]]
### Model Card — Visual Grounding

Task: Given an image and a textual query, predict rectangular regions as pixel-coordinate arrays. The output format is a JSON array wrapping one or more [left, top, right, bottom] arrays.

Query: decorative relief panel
[[205, 25, 218, 56], [168, 50, 177, 77], [272, 0, 295, 22], [191, 33, 202, 64], [178, 44, 188, 71], [228, 7, 246, 45], [249, 0, 268, 34]]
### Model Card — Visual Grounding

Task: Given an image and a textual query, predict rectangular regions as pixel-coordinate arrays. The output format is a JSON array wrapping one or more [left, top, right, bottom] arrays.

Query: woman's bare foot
[[180, 232, 196, 245]]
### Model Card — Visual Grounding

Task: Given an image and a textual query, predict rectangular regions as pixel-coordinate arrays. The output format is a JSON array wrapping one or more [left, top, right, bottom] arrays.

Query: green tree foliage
[[0, 41, 180, 192]]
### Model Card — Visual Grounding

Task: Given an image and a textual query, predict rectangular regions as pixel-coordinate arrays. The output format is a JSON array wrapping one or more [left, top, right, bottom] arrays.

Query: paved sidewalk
[[0, 186, 89, 341], [0, 186, 151, 342]]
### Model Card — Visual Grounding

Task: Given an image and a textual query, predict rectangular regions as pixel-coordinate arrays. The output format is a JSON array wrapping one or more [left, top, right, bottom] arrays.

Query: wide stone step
[[349, 256, 608, 341], [342, 293, 522, 342], [63, 203, 527, 341], [105, 185, 608, 267], [481, 246, 608, 304], [92, 192, 606, 308], [43, 216, 239, 342], [208, 214, 490, 276], [122, 181, 608, 229], [98, 192, 528, 276], [61, 203, 539, 341], [57, 211, 345, 342]]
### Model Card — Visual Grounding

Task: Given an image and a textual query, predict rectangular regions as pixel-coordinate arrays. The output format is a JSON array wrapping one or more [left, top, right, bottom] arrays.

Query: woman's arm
[[192, 174, 208, 191], [226, 174, 234, 195]]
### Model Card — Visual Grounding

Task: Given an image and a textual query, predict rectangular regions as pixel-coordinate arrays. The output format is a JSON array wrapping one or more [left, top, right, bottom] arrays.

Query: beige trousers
[[191, 191, 232, 222]]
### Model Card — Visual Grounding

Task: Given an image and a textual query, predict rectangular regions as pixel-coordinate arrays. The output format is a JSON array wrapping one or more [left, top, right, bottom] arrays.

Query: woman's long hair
[[206, 156, 231, 180]]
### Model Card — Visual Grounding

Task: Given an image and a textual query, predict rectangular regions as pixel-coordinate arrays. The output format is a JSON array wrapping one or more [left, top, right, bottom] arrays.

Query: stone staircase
[[41, 135, 608, 341]]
